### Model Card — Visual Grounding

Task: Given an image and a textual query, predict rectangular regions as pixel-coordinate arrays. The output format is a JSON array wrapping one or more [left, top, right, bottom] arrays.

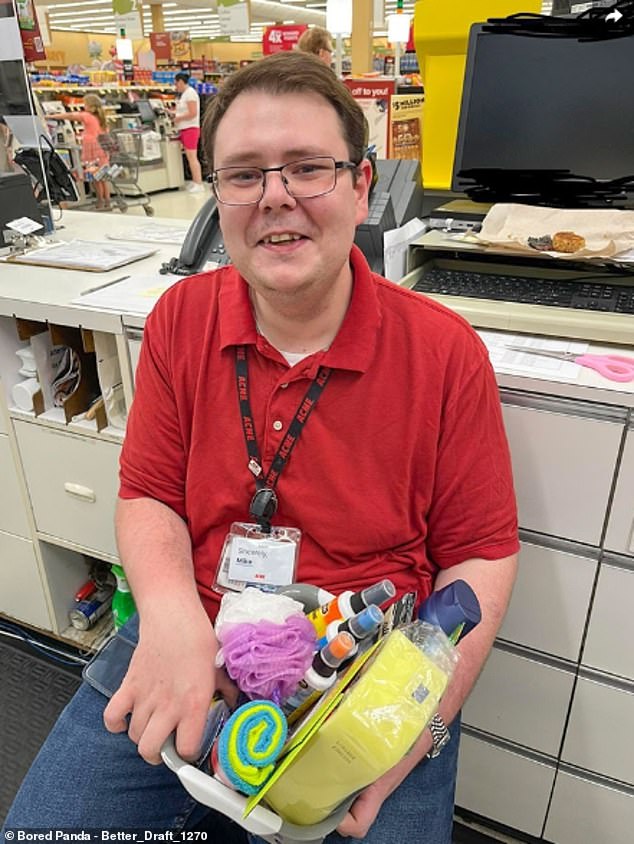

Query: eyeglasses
[[211, 156, 359, 206]]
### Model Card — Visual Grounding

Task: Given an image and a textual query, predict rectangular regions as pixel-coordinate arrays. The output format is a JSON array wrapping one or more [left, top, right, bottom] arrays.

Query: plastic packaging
[[264, 621, 458, 825], [306, 579, 395, 639], [110, 563, 136, 630]]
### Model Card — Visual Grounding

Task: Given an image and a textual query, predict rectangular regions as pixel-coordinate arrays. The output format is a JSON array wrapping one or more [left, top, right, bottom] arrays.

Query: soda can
[[69, 596, 112, 630]]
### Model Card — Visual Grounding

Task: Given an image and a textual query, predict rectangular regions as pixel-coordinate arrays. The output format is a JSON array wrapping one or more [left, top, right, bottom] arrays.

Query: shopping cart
[[96, 130, 154, 216]]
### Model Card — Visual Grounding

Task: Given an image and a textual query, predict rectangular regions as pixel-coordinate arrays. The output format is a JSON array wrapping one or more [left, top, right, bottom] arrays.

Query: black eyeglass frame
[[210, 156, 360, 206]]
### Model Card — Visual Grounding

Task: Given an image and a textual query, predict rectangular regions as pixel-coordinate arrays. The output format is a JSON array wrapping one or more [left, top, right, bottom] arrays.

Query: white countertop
[[1, 212, 633, 408]]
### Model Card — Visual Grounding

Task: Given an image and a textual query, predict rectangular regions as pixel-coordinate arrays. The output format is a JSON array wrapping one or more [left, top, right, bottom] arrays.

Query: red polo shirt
[[119, 246, 518, 621]]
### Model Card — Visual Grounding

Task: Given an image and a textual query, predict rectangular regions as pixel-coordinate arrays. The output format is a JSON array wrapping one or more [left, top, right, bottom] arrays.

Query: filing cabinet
[[603, 425, 634, 557], [456, 389, 634, 844], [561, 675, 634, 786], [499, 539, 597, 662], [545, 769, 634, 844], [582, 559, 634, 682], [0, 432, 31, 538], [13, 420, 120, 560], [500, 394, 625, 545], [462, 646, 575, 757], [456, 733, 555, 837], [0, 532, 51, 629]]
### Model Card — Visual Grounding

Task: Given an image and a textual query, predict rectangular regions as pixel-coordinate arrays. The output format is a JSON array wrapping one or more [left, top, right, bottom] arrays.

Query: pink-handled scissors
[[504, 344, 634, 383]]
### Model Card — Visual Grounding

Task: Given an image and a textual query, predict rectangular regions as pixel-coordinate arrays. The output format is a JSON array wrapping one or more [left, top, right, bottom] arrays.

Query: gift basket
[[156, 579, 481, 844]]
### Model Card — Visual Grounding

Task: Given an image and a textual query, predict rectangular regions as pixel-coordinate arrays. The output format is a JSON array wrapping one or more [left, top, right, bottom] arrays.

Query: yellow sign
[[390, 93, 424, 160]]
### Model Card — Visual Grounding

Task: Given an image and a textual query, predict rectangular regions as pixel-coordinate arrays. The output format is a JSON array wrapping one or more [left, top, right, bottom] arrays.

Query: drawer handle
[[64, 482, 96, 503]]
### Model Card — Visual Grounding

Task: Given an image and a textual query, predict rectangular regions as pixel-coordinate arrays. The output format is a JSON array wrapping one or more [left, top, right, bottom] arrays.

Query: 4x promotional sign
[[262, 24, 307, 55]]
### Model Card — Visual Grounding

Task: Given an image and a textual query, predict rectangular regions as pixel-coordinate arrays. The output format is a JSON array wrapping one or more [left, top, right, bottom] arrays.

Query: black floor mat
[[0, 638, 81, 824]]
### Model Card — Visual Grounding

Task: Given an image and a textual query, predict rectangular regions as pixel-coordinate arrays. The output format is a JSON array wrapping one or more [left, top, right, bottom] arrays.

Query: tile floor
[[115, 183, 212, 220]]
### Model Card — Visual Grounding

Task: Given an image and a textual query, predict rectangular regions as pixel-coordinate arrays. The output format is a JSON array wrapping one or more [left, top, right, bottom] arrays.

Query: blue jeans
[[3, 617, 459, 842]]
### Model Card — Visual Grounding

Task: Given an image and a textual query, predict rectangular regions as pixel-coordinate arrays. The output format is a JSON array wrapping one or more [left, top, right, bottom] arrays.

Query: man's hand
[[103, 603, 218, 764], [336, 780, 387, 839]]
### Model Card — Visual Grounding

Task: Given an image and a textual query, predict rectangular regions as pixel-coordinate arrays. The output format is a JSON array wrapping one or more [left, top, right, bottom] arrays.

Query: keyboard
[[402, 264, 634, 344], [413, 268, 634, 314]]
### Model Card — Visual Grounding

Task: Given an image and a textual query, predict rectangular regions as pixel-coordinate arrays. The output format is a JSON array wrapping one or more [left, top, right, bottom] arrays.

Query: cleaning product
[[417, 580, 481, 644], [306, 579, 395, 639], [320, 604, 384, 653], [281, 631, 356, 716], [110, 563, 136, 630]]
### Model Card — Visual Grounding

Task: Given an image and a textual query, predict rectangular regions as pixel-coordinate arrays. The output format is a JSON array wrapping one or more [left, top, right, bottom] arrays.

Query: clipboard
[[7, 240, 158, 272]]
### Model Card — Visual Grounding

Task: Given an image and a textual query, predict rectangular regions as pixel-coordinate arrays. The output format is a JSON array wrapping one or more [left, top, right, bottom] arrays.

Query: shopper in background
[[3, 52, 518, 844], [47, 93, 111, 210], [173, 71, 204, 193], [297, 24, 334, 65]]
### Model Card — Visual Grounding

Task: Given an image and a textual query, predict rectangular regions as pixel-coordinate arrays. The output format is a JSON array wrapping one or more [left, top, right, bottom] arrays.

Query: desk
[[0, 212, 632, 843]]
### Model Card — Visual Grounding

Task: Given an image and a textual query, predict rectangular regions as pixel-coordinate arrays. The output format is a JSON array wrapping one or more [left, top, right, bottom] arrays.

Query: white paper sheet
[[107, 223, 191, 246], [72, 273, 183, 316], [383, 218, 427, 282], [478, 331, 589, 382]]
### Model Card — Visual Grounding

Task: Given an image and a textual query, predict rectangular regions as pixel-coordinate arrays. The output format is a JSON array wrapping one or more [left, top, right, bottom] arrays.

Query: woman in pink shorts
[[173, 72, 204, 193]]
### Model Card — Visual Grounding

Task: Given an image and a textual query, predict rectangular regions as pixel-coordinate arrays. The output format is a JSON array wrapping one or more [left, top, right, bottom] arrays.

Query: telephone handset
[[160, 194, 229, 275]]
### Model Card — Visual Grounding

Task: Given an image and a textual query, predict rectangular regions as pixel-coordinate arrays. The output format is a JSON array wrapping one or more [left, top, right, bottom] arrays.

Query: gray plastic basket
[[161, 734, 353, 844]]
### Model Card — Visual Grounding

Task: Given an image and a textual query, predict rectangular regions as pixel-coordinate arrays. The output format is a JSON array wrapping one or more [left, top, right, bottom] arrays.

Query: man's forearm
[[115, 496, 202, 618]]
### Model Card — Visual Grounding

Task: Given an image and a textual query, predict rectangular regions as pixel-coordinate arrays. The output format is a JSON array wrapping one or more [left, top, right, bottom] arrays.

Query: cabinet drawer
[[545, 770, 634, 844], [562, 676, 634, 785], [0, 433, 30, 538], [463, 647, 574, 756], [14, 421, 120, 558], [500, 541, 596, 661], [502, 400, 622, 545], [583, 563, 634, 682], [0, 530, 51, 629], [604, 428, 634, 557], [456, 733, 555, 836]]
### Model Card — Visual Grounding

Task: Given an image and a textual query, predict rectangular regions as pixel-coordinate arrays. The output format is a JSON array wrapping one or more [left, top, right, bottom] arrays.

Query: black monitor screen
[[452, 28, 634, 191], [136, 100, 156, 124]]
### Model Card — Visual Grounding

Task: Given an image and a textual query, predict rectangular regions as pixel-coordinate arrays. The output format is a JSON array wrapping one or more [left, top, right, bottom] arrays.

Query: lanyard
[[235, 345, 332, 532]]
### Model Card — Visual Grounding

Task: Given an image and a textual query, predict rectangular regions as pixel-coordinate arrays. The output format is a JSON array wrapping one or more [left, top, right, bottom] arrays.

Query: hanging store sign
[[112, 0, 143, 40], [150, 32, 171, 62], [218, 0, 250, 37], [262, 24, 307, 55]]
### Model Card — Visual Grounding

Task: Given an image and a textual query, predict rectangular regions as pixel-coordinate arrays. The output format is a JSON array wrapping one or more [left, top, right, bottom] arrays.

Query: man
[[296, 25, 334, 65], [3, 53, 518, 842], [173, 71, 204, 193]]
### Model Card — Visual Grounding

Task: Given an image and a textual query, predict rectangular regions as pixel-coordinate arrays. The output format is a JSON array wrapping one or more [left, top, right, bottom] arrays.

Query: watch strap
[[427, 712, 450, 758]]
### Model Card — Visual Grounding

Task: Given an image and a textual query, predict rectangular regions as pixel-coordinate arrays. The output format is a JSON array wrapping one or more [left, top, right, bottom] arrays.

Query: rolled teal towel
[[213, 699, 287, 796]]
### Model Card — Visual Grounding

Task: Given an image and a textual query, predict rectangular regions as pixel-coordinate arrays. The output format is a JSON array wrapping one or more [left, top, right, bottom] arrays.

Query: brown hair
[[84, 94, 107, 130], [297, 26, 333, 56], [201, 52, 365, 169]]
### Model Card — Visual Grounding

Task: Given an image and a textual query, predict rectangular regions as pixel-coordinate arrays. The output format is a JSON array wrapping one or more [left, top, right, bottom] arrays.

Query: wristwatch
[[427, 713, 451, 758]]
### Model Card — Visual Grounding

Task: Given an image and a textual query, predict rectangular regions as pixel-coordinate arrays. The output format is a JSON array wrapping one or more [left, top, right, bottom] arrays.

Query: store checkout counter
[[0, 211, 632, 844]]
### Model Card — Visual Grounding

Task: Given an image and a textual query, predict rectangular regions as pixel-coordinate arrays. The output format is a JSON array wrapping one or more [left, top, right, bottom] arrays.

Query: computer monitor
[[452, 26, 634, 204], [136, 100, 156, 125], [0, 172, 44, 246]]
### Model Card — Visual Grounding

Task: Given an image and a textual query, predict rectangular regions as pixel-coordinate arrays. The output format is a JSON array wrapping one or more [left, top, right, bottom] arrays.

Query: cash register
[[404, 17, 634, 344]]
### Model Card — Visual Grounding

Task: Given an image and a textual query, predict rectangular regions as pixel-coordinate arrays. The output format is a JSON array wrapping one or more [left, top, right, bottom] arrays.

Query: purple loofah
[[221, 615, 316, 701]]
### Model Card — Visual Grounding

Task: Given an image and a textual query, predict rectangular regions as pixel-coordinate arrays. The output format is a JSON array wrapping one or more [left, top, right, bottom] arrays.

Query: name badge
[[214, 522, 301, 594]]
